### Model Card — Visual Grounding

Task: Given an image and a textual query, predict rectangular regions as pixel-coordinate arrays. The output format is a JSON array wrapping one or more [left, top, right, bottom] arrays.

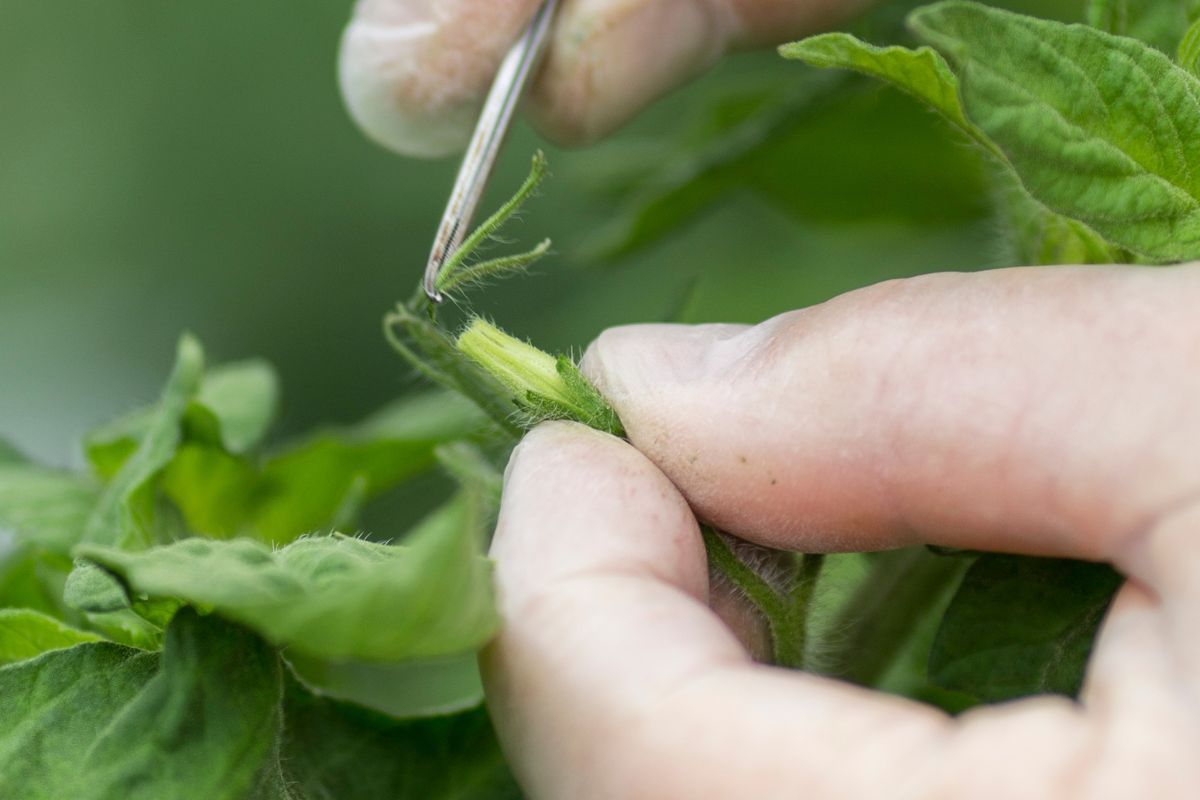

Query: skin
[[339, 2, 1200, 796], [339, 0, 874, 155], [490, 266, 1200, 799]]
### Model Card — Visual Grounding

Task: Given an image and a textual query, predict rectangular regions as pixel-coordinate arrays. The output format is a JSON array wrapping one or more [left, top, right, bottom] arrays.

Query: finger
[[1078, 582, 1200, 795], [339, 0, 544, 157], [580, 264, 1200, 579], [483, 421, 1093, 799], [527, 0, 876, 144], [339, 0, 874, 156], [1133, 501, 1200, 679]]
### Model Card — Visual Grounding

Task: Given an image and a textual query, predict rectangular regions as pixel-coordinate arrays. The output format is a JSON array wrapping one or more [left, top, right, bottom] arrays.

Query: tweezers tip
[[421, 275, 444, 304]]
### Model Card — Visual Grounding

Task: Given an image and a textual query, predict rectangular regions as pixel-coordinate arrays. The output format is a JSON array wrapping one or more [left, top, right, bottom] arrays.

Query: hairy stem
[[702, 527, 824, 670], [434, 152, 548, 293], [776, 553, 824, 669]]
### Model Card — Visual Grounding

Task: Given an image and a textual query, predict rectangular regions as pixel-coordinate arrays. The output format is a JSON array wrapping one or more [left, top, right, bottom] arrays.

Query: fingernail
[[339, 1, 539, 158], [579, 323, 750, 406], [339, 4, 467, 158]]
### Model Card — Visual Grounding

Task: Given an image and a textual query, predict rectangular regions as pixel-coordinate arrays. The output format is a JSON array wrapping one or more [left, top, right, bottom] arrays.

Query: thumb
[[580, 265, 1200, 579]]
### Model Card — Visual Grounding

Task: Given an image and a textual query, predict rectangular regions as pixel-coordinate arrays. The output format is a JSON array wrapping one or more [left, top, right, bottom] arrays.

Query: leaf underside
[[929, 555, 1123, 702]]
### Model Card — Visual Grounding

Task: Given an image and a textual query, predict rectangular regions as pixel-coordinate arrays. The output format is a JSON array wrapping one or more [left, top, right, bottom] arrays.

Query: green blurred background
[[1, 0, 1082, 466]]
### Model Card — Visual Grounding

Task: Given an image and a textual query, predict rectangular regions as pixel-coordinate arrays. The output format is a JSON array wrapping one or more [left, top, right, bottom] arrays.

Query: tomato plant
[[1, 1, 1198, 796]]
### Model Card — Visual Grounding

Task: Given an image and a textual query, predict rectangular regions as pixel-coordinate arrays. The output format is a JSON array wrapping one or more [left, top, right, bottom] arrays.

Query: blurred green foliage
[[0, 0, 1080, 469]]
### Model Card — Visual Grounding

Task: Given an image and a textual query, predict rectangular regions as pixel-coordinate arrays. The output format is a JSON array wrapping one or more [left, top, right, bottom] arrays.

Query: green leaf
[[0, 609, 281, 800], [1088, 0, 1200, 54], [929, 555, 1123, 702], [910, 1, 1200, 262], [779, 32, 976, 141], [0, 548, 65, 616], [82, 408, 145, 481], [83, 335, 205, 548], [1179, 16, 1200, 75], [585, 78, 992, 263], [118, 390, 483, 544], [63, 559, 130, 613], [434, 441, 503, 512], [189, 359, 279, 453], [990, 169, 1128, 265], [251, 391, 487, 542], [0, 611, 515, 797], [160, 443, 258, 538], [83, 609, 164, 651], [384, 304, 524, 440], [820, 548, 970, 688], [74, 495, 498, 662], [779, 23, 1124, 266], [286, 651, 485, 719], [0, 463, 99, 553], [271, 675, 520, 799], [0, 608, 100, 665], [84, 359, 278, 479]]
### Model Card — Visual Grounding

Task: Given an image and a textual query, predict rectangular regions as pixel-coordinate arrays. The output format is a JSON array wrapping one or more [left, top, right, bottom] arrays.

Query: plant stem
[[821, 548, 969, 687], [433, 152, 548, 294], [382, 306, 523, 439], [776, 553, 824, 669], [701, 527, 824, 670], [701, 527, 786, 618]]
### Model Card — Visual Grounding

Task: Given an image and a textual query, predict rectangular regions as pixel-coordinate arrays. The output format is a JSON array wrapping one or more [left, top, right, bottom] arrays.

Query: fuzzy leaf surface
[[0, 463, 98, 553], [0, 548, 65, 616], [779, 33, 973, 136], [74, 496, 497, 661], [286, 651, 485, 719], [0, 608, 100, 665], [83, 335, 204, 548], [63, 559, 130, 613], [1179, 17, 1200, 76], [911, 1, 1200, 261], [189, 359, 280, 453], [249, 391, 487, 542], [781, 24, 1129, 267], [269, 676, 520, 799], [1088, 0, 1200, 54], [929, 555, 1123, 702], [85, 358, 279, 479], [0, 610, 280, 800]]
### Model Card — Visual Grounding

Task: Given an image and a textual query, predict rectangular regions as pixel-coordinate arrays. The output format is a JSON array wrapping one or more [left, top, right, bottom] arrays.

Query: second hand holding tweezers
[[422, 0, 560, 303]]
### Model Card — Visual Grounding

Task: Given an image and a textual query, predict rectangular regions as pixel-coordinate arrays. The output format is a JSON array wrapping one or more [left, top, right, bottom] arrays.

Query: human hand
[[483, 264, 1200, 799], [339, 0, 875, 156]]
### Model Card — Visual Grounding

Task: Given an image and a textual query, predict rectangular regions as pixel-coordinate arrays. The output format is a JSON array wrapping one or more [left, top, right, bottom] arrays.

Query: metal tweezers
[[422, 0, 560, 303]]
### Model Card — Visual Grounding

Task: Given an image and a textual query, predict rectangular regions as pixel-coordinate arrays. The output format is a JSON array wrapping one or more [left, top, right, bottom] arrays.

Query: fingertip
[[580, 322, 750, 404], [339, 7, 467, 157], [338, 0, 540, 158], [496, 420, 708, 605]]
